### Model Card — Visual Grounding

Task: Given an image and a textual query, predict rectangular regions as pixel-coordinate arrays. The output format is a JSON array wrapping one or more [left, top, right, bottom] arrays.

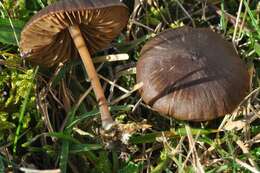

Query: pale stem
[[69, 25, 114, 130]]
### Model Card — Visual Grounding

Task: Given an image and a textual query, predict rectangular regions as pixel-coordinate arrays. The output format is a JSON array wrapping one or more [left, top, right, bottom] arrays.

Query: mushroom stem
[[69, 25, 114, 130]]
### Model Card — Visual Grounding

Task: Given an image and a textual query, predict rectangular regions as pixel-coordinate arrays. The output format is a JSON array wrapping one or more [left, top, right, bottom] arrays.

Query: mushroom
[[20, 0, 129, 129], [136, 27, 249, 121]]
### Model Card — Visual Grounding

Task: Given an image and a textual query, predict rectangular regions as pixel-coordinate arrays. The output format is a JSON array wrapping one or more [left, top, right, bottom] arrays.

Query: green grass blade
[[243, 0, 260, 35], [96, 151, 112, 173], [36, 0, 45, 8], [13, 66, 39, 154], [59, 107, 77, 173], [116, 34, 151, 53], [220, 0, 228, 33], [112, 149, 119, 173], [0, 18, 25, 45], [69, 144, 103, 154], [59, 140, 69, 173], [118, 161, 142, 173], [151, 153, 170, 173], [255, 43, 260, 56], [0, 155, 4, 173], [51, 60, 80, 88], [129, 128, 218, 144], [48, 132, 80, 144], [66, 105, 131, 129]]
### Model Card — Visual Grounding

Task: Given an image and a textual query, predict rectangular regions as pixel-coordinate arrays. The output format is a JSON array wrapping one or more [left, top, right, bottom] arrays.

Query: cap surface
[[20, 0, 129, 67], [136, 27, 249, 121]]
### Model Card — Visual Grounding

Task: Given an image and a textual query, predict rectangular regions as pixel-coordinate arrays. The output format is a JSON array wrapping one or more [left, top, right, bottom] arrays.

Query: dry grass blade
[[185, 125, 205, 173], [111, 82, 143, 105], [240, 87, 260, 105], [224, 119, 246, 131], [236, 140, 257, 168], [75, 86, 92, 111], [116, 67, 136, 78], [249, 133, 260, 144], [168, 136, 184, 156], [98, 74, 130, 93], [38, 89, 54, 133], [93, 53, 129, 63], [20, 168, 61, 173], [210, 4, 251, 32], [235, 158, 260, 173], [129, 19, 155, 32], [217, 109, 234, 131], [61, 80, 71, 113], [174, 0, 195, 27], [232, 0, 243, 45], [73, 127, 95, 137], [237, 0, 249, 41]]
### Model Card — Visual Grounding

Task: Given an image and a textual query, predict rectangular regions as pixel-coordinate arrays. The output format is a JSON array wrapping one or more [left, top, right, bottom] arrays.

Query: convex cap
[[20, 0, 129, 67], [136, 27, 249, 121]]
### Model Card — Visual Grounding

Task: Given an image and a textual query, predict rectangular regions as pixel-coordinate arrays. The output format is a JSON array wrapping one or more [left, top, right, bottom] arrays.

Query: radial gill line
[[65, 11, 74, 25]]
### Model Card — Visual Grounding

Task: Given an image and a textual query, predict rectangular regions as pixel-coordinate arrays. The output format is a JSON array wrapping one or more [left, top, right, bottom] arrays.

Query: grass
[[13, 65, 38, 154], [0, 0, 260, 172]]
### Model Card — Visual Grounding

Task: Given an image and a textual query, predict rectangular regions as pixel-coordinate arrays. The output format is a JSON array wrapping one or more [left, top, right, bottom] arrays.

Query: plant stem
[[68, 25, 114, 130]]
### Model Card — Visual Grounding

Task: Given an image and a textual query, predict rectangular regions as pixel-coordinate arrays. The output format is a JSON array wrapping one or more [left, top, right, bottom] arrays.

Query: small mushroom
[[136, 27, 249, 121], [20, 0, 129, 129]]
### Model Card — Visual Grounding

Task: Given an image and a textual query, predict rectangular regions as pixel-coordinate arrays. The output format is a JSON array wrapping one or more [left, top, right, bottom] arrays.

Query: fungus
[[20, 0, 129, 129], [136, 27, 249, 121]]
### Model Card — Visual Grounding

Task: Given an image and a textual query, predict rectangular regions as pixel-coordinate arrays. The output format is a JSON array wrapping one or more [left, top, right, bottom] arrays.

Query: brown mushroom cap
[[20, 0, 128, 67], [136, 27, 249, 121]]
